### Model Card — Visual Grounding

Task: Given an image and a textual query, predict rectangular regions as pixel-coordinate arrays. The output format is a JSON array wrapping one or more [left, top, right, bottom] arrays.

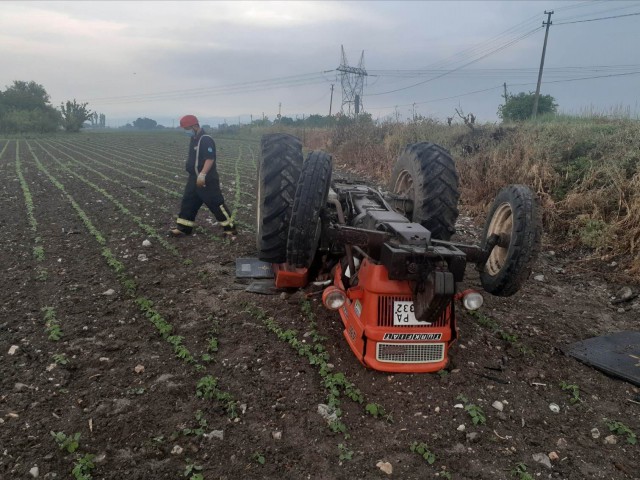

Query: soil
[[1, 133, 639, 480]]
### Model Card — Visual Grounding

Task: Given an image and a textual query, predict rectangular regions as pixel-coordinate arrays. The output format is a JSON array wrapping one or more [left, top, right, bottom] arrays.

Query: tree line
[[0, 81, 94, 133]]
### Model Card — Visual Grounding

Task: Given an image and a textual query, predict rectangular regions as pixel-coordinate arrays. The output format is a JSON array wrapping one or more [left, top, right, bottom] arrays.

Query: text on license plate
[[393, 301, 431, 326]]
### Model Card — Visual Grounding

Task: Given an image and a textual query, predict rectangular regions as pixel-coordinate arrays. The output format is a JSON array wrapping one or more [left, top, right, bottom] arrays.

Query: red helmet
[[179, 114, 199, 128]]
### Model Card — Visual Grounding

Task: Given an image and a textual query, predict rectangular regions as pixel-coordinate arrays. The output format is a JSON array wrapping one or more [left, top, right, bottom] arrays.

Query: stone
[[449, 443, 466, 454], [272, 431, 282, 440], [102, 289, 115, 296], [171, 445, 184, 455], [376, 461, 393, 475], [556, 438, 568, 449], [8, 345, 18, 355], [534, 274, 545, 282], [29, 466, 39, 478], [492, 401, 504, 412], [548, 451, 559, 461], [457, 424, 466, 432], [549, 403, 560, 413], [204, 430, 224, 440], [617, 286, 633, 301], [466, 432, 479, 442], [14, 383, 29, 391], [604, 435, 617, 445], [134, 365, 145, 374], [454, 403, 464, 409], [142, 240, 152, 247], [137, 254, 148, 262], [591, 428, 600, 439], [317, 404, 338, 423], [532, 452, 552, 469]]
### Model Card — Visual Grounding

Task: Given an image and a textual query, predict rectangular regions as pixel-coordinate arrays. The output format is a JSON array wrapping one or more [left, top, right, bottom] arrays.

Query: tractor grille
[[376, 342, 445, 364], [377, 296, 448, 327]]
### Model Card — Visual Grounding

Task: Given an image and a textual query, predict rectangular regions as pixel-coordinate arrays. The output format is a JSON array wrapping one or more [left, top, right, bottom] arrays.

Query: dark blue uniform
[[175, 129, 235, 235]]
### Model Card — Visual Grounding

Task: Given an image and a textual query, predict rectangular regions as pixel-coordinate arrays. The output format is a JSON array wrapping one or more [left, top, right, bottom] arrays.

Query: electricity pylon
[[337, 45, 367, 117]]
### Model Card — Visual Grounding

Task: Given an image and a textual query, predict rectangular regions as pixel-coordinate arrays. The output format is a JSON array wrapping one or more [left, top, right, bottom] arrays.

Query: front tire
[[480, 185, 541, 296], [389, 143, 459, 240], [256, 134, 303, 263]]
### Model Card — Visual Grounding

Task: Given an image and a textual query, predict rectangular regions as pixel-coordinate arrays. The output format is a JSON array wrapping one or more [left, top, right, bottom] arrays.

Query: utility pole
[[329, 84, 334, 116], [532, 10, 553, 119], [412, 103, 416, 122], [503, 82, 508, 103]]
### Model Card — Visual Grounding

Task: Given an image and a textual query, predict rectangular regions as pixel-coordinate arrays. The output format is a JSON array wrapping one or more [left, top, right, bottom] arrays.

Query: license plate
[[393, 301, 429, 326]]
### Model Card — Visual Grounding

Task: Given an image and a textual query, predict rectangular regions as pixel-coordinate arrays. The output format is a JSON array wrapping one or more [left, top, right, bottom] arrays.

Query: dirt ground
[[1, 133, 638, 480]]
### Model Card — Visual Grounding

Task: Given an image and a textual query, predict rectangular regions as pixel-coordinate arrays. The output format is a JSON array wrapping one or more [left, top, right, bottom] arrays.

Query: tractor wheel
[[390, 142, 459, 240], [286, 151, 333, 268], [480, 185, 541, 296], [256, 134, 303, 263]]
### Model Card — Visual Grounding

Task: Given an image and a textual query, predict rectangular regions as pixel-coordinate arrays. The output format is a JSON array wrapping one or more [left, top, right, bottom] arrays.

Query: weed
[[410, 441, 436, 464], [252, 451, 266, 465], [182, 410, 208, 437], [72, 454, 95, 480], [338, 443, 354, 461], [52, 353, 69, 365], [511, 462, 534, 480], [183, 259, 193, 266], [606, 420, 637, 445], [559, 381, 582, 405], [51, 431, 80, 453]]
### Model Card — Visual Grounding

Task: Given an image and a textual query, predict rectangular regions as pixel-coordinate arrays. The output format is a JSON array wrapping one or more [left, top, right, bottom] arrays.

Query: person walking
[[170, 114, 237, 238]]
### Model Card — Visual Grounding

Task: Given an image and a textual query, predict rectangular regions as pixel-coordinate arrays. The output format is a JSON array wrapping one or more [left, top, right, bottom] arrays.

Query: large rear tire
[[286, 151, 333, 268], [389, 142, 459, 240], [256, 134, 303, 263], [480, 185, 541, 296]]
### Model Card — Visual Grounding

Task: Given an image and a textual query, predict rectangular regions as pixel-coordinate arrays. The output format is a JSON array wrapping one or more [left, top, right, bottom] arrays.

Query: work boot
[[169, 227, 190, 237], [222, 225, 238, 240]]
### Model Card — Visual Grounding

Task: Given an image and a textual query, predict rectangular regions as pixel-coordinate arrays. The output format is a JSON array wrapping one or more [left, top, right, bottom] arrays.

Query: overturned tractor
[[255, 133, 541, 373]]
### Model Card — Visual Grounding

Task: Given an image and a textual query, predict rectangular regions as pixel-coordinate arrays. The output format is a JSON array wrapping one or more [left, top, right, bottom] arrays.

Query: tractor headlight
[[322, 286, 347, 310], [462, 291, 484, 311]]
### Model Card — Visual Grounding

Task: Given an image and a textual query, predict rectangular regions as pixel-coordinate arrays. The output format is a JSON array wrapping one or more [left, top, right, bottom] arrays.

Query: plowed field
[[1, 132, 638, 480]]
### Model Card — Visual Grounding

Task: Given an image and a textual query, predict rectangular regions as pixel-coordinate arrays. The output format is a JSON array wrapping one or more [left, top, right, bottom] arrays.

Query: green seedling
[[559, 381, 582, 405], [51, 431, 80, 453], [52, 353, 69, 365], [410, 441, 436, 464], [511, 462, 534, 480], [252, 451, 266, 465], [338, 443, 354, 461], [42, 306, 62, 341], [72, 454, 95, 480], [365, 402, 388, 419], [456, 394, 486, 425], [606, 420, 637, 445], [183, 460, 203, 478]]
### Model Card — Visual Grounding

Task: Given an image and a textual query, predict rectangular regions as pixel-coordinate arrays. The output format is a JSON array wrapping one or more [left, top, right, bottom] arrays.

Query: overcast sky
[[2, 1, 639, 127]]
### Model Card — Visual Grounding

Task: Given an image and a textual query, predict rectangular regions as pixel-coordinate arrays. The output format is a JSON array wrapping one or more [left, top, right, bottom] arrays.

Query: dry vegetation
[[267, 116, 640, 277]]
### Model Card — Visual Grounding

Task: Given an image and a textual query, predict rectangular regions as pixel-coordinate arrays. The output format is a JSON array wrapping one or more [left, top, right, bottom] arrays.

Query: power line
[[367, 26, 542, 97], [555, 11, 640, 25], [368, 70, 640, 112]]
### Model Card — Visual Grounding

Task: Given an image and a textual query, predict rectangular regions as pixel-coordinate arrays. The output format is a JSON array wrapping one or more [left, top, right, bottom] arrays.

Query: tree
[[132, 117, 158, 130], [60, 99, 92, 132], [498, 91, 557, 121], [0, 81, 61, 133]]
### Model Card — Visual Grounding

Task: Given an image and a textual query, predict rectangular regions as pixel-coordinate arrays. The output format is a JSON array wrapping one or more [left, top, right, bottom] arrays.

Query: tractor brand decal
[[354, 300, 362, 317], [348, 326, 357, 340], [383, 333, 442, 341]]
